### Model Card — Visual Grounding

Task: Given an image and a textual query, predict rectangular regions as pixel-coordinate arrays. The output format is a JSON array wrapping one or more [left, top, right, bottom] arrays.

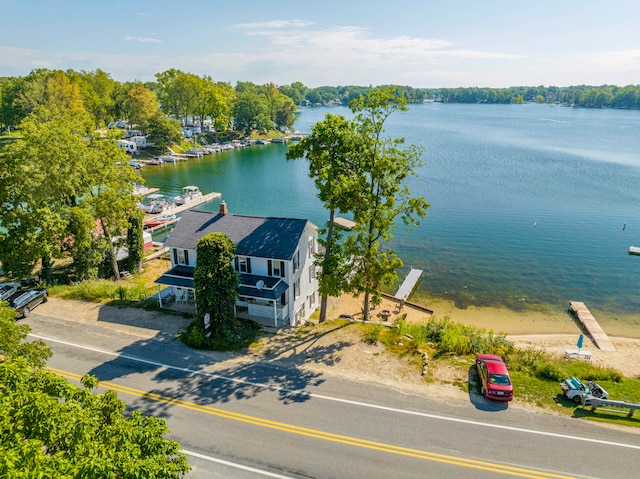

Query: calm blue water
[[141, 103, 640, 316]]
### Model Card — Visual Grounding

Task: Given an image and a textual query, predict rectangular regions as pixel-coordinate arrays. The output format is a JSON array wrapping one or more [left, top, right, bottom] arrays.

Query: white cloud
[[124, 35, 162, 44], [5, 19, 637, 88], [576, 49, 640, 74], [233, 20, 315, 30]]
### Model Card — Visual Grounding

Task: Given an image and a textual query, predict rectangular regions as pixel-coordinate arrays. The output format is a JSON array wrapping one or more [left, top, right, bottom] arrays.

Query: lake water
[[141, 103, 640, 319]]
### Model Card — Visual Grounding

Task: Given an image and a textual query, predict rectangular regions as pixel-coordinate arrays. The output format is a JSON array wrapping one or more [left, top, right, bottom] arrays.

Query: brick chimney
[[219, 201, 228, 215]]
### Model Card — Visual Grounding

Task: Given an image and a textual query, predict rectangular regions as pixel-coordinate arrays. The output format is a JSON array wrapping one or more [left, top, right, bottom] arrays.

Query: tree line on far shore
[[430, 84, 640, 109], [0, 68, 427, 134]]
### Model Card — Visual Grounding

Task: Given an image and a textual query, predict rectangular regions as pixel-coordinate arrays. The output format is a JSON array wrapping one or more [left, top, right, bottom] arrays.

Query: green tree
[[344, 88, 429, 319], [146, 111, 183, 153], [155, 69, 200, 124], [194, 232, 239, 336], [0, 308, 51, 367], [122, 82, 160, 130], [0, 109, 139, 282], [0, 310, 190, 478], [16, 70, 87, 122], [127, 213, 145, 273], [287, 114, 363, 322], [66, 205, 106, 281], [67, 69, 118, 127], [233, 90, 272, 135], [0, 76, 26, 128], [279, 82, 307, 105], [87, 150, 141, 280]]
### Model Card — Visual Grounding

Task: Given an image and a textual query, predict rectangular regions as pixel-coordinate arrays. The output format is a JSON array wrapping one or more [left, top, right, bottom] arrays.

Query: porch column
[[157, 285, 163, 308], [273, 299, 277, 328]]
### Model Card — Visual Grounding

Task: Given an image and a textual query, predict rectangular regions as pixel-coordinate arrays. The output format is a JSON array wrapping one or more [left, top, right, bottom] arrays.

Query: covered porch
[[155, 266, 291, 328]]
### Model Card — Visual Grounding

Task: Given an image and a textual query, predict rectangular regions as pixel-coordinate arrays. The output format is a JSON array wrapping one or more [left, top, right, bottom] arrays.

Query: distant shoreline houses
[[155, 202, 319, 328]]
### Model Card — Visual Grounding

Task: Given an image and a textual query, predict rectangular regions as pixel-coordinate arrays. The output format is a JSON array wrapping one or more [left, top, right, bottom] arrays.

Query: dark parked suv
[[7, 288, 48, 318], [0, 282, 21, 301]]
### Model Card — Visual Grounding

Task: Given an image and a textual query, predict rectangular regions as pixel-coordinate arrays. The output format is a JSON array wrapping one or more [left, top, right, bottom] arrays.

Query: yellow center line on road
[[48, 367, 575, 479]]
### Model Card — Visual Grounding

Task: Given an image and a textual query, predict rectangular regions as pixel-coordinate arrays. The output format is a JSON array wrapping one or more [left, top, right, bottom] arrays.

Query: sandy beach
[[325, 293, 640, 379]]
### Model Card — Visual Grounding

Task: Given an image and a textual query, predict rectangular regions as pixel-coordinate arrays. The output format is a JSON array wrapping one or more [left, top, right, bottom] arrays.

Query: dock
[[394, 267, 423, 302], [144, 192, 221, 231], [569, 301, 616, 351], [134, 186, 160, 197], [334, 217, 356, 230]]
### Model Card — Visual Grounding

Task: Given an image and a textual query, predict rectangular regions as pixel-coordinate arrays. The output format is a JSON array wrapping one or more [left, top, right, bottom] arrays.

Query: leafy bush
[[418, 316, 514, 357], [180, 318, 262, 351], [363, 323, 384, 344], [181, 322, 207, 349]]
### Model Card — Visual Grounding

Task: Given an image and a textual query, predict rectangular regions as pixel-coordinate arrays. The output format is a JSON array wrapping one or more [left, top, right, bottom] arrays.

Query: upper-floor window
[[294, 278, 300, 299], [293, 250, 300, 273], [268, 260, 285, 278], [235, 256, 252, 273], [174, 249, 189, 266], [309, 264, 316, 282], [308, 237, 315, 257]]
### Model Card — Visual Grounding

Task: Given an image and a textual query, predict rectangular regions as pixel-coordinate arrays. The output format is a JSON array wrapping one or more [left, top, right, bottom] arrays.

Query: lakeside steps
[[569, 301, 616, 352]]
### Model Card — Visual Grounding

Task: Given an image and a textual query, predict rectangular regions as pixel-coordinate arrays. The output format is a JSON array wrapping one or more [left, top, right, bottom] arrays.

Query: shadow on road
[[87, 311, 355, 419]]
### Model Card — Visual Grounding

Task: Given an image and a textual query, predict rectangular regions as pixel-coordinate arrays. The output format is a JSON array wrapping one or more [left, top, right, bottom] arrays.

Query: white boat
[[174, 185, 203, 205], [629, 246, 640, 255], [139, 194, 172, 214], [139, 201, 170, 214]]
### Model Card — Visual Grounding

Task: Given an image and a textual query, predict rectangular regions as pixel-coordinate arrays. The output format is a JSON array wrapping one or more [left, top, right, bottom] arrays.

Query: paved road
[[23, 308, 640, 478]]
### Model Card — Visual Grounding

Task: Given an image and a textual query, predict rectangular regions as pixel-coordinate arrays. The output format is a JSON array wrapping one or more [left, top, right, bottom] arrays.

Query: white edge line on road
[[182, 449, 295, 478], [30, 333, 640, 451]]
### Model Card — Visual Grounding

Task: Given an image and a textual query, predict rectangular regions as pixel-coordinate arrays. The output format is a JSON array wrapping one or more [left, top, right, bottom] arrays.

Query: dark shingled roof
[[165, 210, 309, 260]]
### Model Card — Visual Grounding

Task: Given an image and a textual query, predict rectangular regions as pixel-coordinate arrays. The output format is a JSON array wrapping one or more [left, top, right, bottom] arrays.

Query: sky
[[1, 0, 640, 88]]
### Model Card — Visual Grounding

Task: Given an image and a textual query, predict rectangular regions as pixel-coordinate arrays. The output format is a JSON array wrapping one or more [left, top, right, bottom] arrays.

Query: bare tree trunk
[[100, 219, 120, 280], [363, 290, 370, 321], [318, 209, 337, 323]]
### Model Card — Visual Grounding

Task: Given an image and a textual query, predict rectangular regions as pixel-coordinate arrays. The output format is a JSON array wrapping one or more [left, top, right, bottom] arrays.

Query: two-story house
[[155, 202, 319, 327]]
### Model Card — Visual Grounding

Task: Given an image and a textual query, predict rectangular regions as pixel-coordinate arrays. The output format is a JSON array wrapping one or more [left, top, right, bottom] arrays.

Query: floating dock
[[569, 301, 616, 351], [334, 217, 356, 230], [394, 267, 423, 302]]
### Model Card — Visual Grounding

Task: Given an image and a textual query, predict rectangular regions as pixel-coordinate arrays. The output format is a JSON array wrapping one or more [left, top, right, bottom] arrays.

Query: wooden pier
[[569, 301, 616, 351], [394, 267, 423, 302]]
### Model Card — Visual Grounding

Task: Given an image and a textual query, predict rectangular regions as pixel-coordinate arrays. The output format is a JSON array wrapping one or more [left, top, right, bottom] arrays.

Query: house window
[[235, 256, 251, 273], [294, 278, 300, 300], [308, 237, 315, 257], [268, 260, 285, 278], [309, 264, 316, 282], [295, 304, 306, 323], [308, 292, 316, 309], [175, 249, 189, 266], [293, 250, 300, 273]]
